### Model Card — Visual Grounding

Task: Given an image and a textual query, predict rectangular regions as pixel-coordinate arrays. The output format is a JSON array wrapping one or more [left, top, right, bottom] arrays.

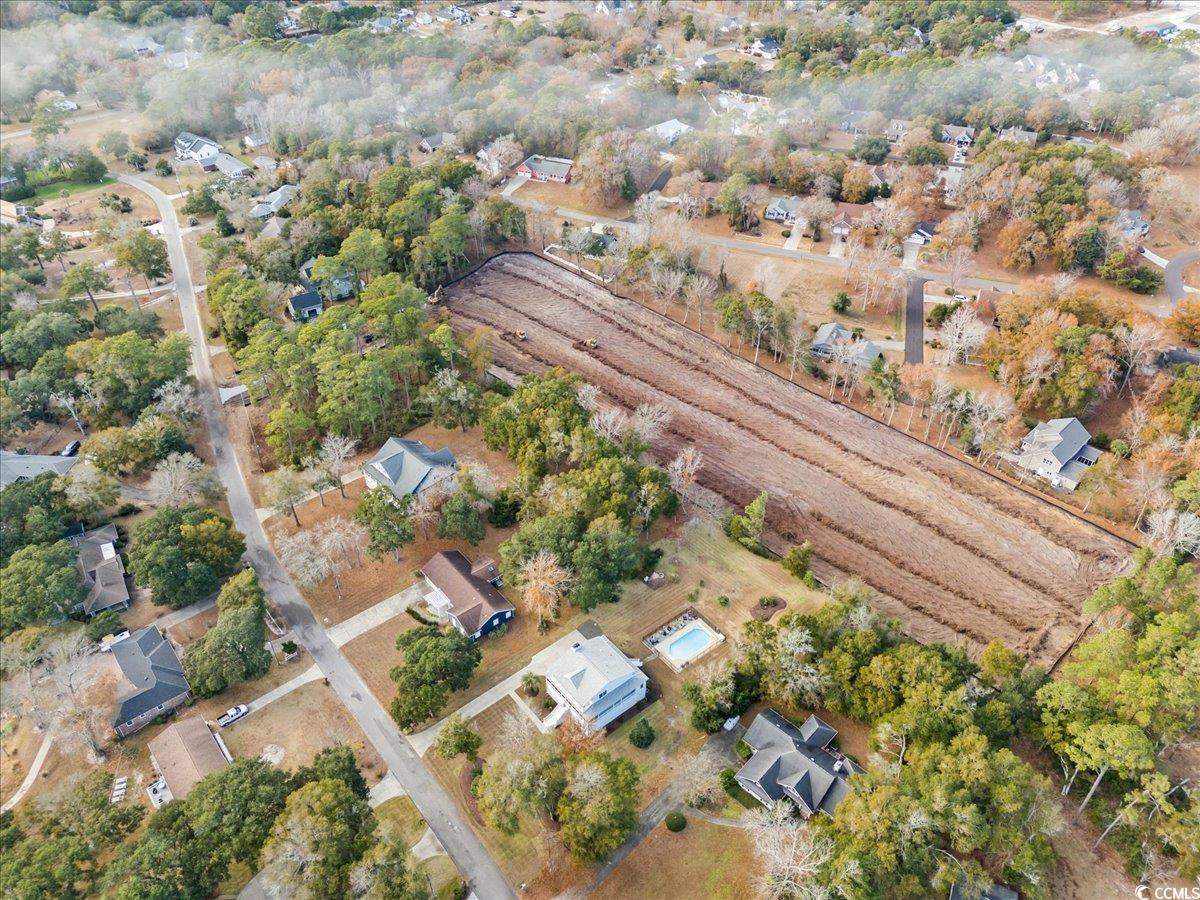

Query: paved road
[[1165, 249, 1200, 304], [0, 107, 123, 143], [904, 275, 928, 364], [510, 195, 1023, 293], [117, 174, 516, 900]]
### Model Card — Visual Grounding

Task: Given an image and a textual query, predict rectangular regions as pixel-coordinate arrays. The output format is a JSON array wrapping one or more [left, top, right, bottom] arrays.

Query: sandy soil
[[442, 254, 1134, 665]]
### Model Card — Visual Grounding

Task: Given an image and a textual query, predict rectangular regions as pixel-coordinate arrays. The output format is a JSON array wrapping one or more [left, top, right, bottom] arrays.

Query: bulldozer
[[510, 330, 527, 341], [584, 338, 599, 349], [427, 286, 443, 305]]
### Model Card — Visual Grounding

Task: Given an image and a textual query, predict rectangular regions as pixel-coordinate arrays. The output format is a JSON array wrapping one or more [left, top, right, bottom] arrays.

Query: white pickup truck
[[216, 704, 249, 727]]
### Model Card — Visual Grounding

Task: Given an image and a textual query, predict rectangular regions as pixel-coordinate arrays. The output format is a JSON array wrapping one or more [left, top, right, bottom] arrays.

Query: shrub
[[665, 811, 687, 832], [781, 229, 792, 238], [759, 596, 776, 608], [802, 571, 819, 590], [1091, 432, 1111, 451], [717, 594, 730, 607], [831, 291, 851, 313], [488, 623, 508, 640], [735, 739, 753, 761], [1110, 439, 1132, 458], [115, 502, 139, 517], [719, 768, 737, 792], [281, 640, 298, 655], [86, 610, 124, 641], [521, 672, 541, 697], [629, 718, 655, 749]]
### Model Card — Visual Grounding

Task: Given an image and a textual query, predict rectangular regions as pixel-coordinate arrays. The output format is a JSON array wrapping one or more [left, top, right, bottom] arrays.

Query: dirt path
[[442, 255, 1132, 665]]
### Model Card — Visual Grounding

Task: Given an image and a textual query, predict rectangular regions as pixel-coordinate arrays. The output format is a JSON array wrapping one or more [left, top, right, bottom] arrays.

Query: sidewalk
[[408, 628, 585, 756], [245, 664, 322, 715], [326, 582, 429, 646]]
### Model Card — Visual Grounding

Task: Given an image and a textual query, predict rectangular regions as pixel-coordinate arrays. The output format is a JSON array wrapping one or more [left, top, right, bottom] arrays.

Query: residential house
[[1115, 209, 1151, 240], [253, 156, 278, 173], [545, 632, 648, 733], [0, 449, 78, 489], [69, 524, 131, 616], [258, 217, 284, 241], [174, 132, 221, 165], [932, 165, 964, 202], [596, 0, 629, 13], [445, 6, 473, 25], [687, 180, 723, 216], [243, 131, 269, 151], [113, 626, 191, 737], [831, 201, 876, 239], [717, 15, 743, 34], [147, 717, 231, 806], [299, 256, 356, 300], [127, 35, 164, 57], [499, 4, 520, 18], [420, 551, 515, 640], [212, 153, 250, 179], [749, 36, 781, 59], [840, 109, 869, 135], [249, 183, 298, 218], [764, 196, 802, 225], [516, 154, 574, 184], [999, 126, 1038, 145], [885, 118, 912, 143], [1006, 417, 1102, 491], [734, 709, 863, 816], [361, 438, 457, 501], [908, 220, 938, 245], [418, 132, 456, 153], [940, 124, 976, 147], [811, 322, 882, 368], [867, 164, 898, 191], [287, 287, 323, 323], [1013, 54, 1052, 77], [695, 52, 721, 69], [645, 118, 693, 146], [414, 11, 434, 26], [368, 16, 398, 33]]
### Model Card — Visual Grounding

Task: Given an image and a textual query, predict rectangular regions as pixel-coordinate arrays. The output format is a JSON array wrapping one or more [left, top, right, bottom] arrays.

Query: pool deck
[[643, 606, 726, 673]]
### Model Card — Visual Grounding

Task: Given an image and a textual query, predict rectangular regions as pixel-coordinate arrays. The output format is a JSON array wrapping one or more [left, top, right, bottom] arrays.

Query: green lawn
[[31, 176, 113, 202]]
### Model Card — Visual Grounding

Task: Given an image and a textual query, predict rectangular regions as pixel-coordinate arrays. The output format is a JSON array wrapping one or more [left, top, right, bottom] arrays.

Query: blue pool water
[[666, 625, 714, 661]]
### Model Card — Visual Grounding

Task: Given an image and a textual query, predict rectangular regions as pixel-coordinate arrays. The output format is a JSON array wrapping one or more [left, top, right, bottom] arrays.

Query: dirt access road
[[443, 254, 1132, 666]]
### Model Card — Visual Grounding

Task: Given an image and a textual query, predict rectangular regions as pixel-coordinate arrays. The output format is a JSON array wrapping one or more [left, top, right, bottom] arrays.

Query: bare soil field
[[442, 254, 1134, 666]]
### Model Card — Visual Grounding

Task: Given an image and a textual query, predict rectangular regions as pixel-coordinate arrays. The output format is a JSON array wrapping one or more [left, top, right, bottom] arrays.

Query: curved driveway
[[1165, 250, 1200, 304], [116, 174, 515, 900]]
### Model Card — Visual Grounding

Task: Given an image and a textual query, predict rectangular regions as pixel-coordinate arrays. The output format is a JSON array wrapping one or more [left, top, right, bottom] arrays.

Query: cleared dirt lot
[[443, 254, 1133, 666]]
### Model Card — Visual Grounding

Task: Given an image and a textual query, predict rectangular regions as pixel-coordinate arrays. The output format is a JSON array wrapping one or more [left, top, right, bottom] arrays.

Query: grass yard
[[0, 715, 45, 807], [219, 680, 386, 783], [606, 699, 703, 812], [30, 176, 115, 203], [591, 817, 753, 900], [341, 611, 422, 710], [424, 696, 581, 894]]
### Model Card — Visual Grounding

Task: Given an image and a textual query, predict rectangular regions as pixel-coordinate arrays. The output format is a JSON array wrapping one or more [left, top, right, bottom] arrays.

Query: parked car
[[217, 704, 249, 727], [61, 440, 81, 457]]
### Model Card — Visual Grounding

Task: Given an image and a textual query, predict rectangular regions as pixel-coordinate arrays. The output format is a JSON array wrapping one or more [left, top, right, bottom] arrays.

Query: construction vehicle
[[584, 338, 599, 349], [427, 286, 442, 305], [511, 330, 527, 341]]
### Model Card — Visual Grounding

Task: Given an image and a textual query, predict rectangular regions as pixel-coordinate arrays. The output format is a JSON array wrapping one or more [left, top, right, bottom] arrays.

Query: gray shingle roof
[[362, 438, 456, 498], [69, 523, 130, 615], [112, 626, 190, 726], [0, 450, 78, 489], [737, 710, 861, 816]]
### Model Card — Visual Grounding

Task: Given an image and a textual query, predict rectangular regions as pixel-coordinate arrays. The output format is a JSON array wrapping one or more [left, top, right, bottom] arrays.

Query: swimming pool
[[665, 623, 715, 663]]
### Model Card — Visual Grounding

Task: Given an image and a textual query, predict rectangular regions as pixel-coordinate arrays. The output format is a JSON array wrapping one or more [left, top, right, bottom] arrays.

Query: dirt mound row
[[444, 255, 1132, 663]]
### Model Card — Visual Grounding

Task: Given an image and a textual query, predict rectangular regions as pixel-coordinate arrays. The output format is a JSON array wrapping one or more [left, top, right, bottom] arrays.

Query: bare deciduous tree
[[939, 245, 974, 294], [667, 446, 704, 495], [746, 801, 834, 900], [631, 402, 672, 444], [148, 452, 222, 506], [937, 306, 989, 366], [1112, 321, 1168, 396], [590, 406, 629, 444]]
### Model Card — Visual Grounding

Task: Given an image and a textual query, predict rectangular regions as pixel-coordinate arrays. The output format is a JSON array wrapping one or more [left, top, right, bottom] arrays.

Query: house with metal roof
[[735, 710, 863, 816], [645, 118, 693, 145], [764, 195, 802, 225], [173, 131, 221, 164], [69, 523, 131, 616], [1005, 417, 1101, 491], [420, 551, 515, 640], [212, 153, 250, 179], [113, 627, 191, 737], [361, 438, 457, 501], [544, 633, 648, 733], [0, 449, 79, 489]]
